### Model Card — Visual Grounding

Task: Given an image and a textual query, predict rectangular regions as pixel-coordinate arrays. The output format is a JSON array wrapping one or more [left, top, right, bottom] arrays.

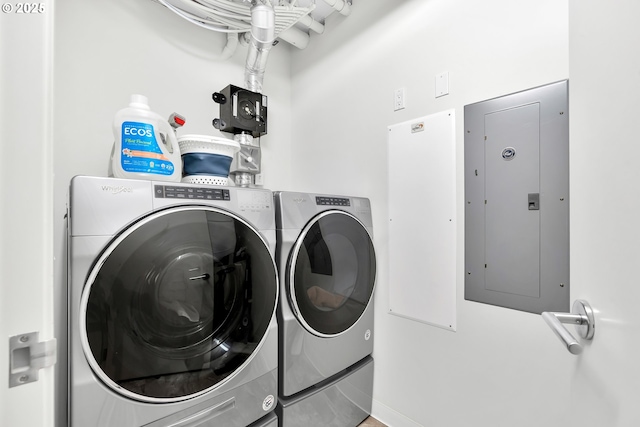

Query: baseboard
[[371, 399, 423, 427]]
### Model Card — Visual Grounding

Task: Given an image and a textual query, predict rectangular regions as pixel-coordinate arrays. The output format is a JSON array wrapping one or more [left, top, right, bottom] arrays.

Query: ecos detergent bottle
[[109, 94, 182, 182]]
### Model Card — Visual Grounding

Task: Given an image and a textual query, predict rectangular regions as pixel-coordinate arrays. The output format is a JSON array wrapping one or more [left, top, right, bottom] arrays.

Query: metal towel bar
[[541, 300, 595, 355]]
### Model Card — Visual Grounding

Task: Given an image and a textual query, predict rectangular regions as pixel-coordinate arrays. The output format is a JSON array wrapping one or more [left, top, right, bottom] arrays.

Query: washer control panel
[[316, 196, 350, 207], [154, 185, 230, 201], [238, 190, 271, 212]]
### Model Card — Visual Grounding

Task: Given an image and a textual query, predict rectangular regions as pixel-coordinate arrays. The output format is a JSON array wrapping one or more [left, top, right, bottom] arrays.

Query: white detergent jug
[[109, 94, 182, 182]]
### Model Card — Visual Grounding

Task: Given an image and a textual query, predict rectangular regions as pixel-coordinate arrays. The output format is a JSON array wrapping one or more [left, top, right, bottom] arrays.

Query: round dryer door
[[80, 206, 278, 402], [288, 210, 376, 337]]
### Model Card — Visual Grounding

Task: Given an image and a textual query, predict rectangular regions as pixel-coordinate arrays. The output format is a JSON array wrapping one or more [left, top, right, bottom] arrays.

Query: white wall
[[290, 1, 572, 426], [52, 0, 295, 424]]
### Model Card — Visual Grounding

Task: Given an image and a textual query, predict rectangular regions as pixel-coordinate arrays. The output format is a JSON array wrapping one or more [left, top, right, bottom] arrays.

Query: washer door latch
[[9, 332, 57, 388]]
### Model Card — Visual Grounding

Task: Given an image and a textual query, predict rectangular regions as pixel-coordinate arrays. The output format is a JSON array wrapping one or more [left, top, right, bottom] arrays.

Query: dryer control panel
[[154, 185, 230, 201]]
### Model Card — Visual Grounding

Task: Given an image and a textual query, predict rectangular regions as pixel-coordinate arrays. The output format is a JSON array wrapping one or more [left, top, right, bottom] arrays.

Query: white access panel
[[387, 110, 456, 331]]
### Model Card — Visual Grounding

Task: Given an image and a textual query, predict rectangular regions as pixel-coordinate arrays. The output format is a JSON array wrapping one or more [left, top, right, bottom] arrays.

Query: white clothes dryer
[[274, 191, 376, 427], [67, 176, 278, 427]]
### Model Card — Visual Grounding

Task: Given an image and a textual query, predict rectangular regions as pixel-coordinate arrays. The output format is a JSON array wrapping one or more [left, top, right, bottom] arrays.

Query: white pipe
[[219, 32, 239, 60], [245, 3, 276, 93], [296, 14, 324, 34], [155, 0, 248, 32], [278, 26, 311, 49], [322, 0, 351, 16]]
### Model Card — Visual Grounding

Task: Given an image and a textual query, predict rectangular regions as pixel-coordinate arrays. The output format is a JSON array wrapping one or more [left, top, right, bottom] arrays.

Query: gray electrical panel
[[464, 80, 569, 314]]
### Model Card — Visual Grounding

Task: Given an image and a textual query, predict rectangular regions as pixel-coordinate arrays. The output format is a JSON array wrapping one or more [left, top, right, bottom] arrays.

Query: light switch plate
[[394, 88, 405, 111], [436, 72, 449, 98]]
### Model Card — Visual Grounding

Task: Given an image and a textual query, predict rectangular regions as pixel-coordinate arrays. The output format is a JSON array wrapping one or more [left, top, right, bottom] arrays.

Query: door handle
[[541, 300, 595, 355]]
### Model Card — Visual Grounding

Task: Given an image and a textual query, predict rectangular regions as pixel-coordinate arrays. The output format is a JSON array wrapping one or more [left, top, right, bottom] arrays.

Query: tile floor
[[358, 416, 388, 427]]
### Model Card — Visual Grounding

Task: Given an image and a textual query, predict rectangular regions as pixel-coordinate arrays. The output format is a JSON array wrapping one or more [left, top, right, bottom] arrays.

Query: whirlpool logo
[[262, 395, 275, 411], [101, 185, 133, 195]]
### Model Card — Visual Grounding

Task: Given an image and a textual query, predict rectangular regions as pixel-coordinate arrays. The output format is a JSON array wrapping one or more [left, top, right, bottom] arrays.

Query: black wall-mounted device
[[212, 85, 268, 137]]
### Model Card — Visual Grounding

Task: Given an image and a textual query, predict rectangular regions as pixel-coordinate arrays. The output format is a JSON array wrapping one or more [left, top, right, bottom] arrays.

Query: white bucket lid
[[178, 134, 241, 157]]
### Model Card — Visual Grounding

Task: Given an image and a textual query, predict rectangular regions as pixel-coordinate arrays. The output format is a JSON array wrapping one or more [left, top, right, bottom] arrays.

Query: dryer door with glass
[[80, 206, 278, 402], [287, 210, 376, 337]]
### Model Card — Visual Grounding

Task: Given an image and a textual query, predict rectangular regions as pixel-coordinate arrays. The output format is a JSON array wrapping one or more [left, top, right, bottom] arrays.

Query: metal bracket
[[9, 332, 57, 388], [542, 300, 595, 355]]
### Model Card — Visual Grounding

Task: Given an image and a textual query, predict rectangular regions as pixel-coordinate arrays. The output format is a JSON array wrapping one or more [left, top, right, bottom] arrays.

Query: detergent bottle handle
[[158, 119, 178, 154]]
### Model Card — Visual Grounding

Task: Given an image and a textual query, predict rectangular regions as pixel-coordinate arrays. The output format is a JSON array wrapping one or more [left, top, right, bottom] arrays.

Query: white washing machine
[[274, 191, 376, 427], [68, 176, 278, 427]]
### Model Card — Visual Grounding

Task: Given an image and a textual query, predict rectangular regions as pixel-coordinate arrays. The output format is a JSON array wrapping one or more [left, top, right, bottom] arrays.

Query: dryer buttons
[[364, 329, 371, 341]]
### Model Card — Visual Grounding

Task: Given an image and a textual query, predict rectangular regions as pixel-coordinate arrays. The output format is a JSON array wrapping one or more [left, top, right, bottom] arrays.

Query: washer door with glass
[[80, 206, 278, 402], [287, 210, 376, 337]]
